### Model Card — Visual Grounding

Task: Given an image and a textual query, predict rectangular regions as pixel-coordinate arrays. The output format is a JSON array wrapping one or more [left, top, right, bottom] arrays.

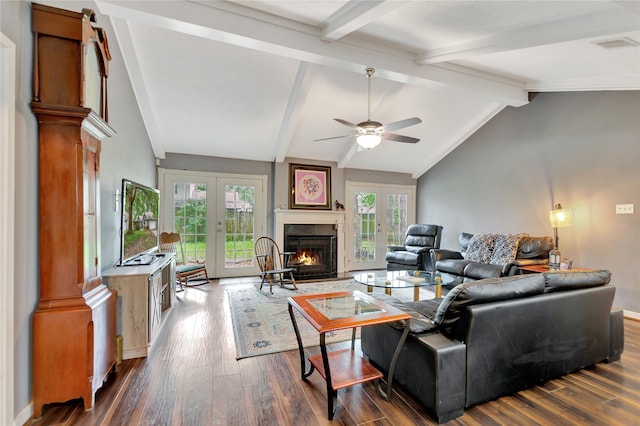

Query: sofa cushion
[[542, 270, 611, 293], [368, 293, 437, 333], [436, 259, 473, 275], [464, 233, 498, 263], [490, 233, 528, 265], [434, 274, 545, 332], [463, 262, 503, 279]]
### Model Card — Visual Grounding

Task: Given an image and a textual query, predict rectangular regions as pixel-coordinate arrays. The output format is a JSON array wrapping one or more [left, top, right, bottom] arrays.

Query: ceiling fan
[[315, 67, 422, 150]]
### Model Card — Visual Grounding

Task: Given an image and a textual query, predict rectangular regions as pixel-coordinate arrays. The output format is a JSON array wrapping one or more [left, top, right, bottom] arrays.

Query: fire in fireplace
[[295, 249, 321, 266], [284, 224, 338, 280]]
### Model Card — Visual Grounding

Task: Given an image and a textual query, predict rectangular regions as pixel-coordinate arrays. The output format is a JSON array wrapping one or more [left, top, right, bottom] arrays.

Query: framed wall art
[[289, 163, 332, 210]]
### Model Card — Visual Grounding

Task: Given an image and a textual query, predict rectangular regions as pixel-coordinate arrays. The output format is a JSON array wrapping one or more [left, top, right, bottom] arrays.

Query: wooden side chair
[[160, 232, 209, 291], [254, 236, 298, 294]]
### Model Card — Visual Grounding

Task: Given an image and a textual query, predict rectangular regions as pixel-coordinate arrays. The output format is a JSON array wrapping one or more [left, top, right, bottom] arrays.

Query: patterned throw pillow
[[464, 233, 498, 263], [490, 233, 528, 266]]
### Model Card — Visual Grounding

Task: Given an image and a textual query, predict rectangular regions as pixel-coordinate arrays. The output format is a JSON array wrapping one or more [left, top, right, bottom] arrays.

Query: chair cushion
[[405, 236, 436, 252], [177, 264, 206, 273]]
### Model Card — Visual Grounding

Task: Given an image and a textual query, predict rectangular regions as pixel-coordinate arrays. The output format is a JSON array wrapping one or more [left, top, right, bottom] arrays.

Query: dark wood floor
[[30, 276, 640, 425]]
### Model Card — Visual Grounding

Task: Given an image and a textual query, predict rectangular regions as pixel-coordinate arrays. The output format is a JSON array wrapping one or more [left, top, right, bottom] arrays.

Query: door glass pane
[[225, 185, 255, 268], [173, 182, 207, 265], [353, 192, 376, 263], [387, 193, 409, 248]]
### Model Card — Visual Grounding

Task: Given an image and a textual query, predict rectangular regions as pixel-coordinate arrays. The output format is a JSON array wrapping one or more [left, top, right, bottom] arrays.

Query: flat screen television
[[119, 179, 161, 266]]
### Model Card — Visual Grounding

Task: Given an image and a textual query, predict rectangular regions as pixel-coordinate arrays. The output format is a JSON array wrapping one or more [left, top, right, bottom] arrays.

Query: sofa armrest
[[361, 324, 466, 423], [430, 249, 463, 269], [431, 249, 463, 261], [387, 244, 405, 252]]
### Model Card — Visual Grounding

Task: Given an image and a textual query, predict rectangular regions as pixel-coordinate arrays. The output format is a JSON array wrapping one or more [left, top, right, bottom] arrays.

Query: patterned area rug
[[228, 280, 368, 359]]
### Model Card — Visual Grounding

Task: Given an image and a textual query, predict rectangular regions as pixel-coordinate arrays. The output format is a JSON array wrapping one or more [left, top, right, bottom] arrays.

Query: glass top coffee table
[[288, 290, 411, 420], [353, 270, 462, 301]]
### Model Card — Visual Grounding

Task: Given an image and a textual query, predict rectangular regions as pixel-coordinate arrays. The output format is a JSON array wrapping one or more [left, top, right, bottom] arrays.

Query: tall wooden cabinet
[[31, 4, 117, 417]]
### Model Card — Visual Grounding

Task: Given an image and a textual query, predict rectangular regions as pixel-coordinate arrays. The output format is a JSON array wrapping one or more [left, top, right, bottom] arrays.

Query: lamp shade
[[356, 134, 382, 149], [549, 203, 573, 228]]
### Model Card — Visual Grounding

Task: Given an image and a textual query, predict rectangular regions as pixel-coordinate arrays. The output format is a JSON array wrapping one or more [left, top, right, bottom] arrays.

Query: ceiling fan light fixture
[[356, 134, 382, 149]]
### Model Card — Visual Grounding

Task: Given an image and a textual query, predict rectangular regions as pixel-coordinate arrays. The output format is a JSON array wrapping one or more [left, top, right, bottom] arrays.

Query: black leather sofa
[[386, 224, 443, 271], [431, 232, 553, 280], [361, 271, 624, 423]]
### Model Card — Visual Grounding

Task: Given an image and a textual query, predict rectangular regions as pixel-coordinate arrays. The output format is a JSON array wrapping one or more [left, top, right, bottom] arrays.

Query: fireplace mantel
[[275, 210, 346, 273]]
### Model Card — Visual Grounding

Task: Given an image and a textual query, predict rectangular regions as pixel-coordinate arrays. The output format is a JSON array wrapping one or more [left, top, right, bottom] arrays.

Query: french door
[[345, 182, 415, 270], [159, 169, 266, 278]]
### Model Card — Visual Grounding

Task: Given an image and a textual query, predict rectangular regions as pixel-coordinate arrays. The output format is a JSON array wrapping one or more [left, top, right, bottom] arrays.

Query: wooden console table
[[103, 254, 176, 359]]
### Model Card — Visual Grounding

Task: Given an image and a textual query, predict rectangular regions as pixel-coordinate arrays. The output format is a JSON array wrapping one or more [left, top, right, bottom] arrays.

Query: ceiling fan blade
[[313, 135, 352, 142], [334, 118, 361, 129], [382, 133, 420, 144], [383, 117, 422, 132]]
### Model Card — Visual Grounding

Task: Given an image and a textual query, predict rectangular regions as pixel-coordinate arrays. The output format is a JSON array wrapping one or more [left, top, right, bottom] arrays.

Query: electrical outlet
[[615, 204, 634, 214]]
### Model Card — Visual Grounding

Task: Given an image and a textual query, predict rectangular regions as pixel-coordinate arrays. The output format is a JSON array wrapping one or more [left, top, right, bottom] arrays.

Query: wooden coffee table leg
[[414, 287, 420, 301]]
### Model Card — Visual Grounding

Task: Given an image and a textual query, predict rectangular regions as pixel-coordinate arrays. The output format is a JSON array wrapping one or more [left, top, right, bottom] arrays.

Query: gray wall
[[4, 0, 157, 418], [274, 158, 415, 239], [160, 155, 413, 239], [417, 91, 640, 313]]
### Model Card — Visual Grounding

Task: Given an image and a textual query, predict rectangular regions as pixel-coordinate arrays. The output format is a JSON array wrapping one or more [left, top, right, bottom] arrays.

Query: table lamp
[[548, 203, 573, 270]]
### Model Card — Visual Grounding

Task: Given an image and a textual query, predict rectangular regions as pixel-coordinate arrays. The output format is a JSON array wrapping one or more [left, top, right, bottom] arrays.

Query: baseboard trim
[[14, 402, 31, 426]]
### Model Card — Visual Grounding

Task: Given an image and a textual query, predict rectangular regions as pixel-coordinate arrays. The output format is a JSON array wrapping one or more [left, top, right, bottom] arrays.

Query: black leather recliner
[[386, 224, 443, 271]]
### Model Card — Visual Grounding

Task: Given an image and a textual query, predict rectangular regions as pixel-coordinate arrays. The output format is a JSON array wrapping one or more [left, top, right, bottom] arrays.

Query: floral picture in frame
[[289, 163, 332, 210]]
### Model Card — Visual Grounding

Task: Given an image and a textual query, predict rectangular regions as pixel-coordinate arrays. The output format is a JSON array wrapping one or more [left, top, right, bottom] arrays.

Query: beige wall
[[417, 91, 640, 313]]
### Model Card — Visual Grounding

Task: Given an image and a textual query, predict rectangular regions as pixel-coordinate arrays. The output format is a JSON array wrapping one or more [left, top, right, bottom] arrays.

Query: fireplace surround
[[274, 210, 346, 277], [284, 224, 337, 280]]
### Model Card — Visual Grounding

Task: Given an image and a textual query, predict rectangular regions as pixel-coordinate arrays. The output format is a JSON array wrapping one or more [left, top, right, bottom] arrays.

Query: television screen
[[119, 179, 160, 266]]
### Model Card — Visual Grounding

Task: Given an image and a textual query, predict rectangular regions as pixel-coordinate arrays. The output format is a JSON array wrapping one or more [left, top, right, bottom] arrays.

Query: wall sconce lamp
[[548, 202, 573, 270]]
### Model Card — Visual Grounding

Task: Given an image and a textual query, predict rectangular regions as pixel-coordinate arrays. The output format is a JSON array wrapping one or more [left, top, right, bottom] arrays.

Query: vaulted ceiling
[[94, 0, 640, 177]]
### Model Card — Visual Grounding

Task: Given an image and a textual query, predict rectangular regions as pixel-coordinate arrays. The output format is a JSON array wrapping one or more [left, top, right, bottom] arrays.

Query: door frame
[[345, 181, 416, 271], [0, 32, 15, 425], [158, 168, 267, 278]]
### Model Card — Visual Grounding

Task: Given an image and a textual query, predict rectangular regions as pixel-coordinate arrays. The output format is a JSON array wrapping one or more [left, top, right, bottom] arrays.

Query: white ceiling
[[92, 0, 639, 177]]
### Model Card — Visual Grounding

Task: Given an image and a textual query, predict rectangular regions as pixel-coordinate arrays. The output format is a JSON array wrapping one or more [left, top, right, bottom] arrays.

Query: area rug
[[228, 280, 368, 359]]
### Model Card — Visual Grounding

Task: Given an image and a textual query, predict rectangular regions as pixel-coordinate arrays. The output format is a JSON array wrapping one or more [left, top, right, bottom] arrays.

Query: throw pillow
[[464, 233, 498, 263], [490, 233, 528, 266]]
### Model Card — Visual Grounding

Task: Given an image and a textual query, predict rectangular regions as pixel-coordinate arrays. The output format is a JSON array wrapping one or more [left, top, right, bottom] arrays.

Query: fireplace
[[284, 224, 338, 280]]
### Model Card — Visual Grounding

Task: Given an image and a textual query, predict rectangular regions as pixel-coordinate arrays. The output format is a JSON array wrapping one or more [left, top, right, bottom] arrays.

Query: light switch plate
[[616, 204, 634, 214]]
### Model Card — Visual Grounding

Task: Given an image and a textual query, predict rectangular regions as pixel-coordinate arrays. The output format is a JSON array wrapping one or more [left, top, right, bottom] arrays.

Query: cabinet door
[[149, 273, 162, 341]]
